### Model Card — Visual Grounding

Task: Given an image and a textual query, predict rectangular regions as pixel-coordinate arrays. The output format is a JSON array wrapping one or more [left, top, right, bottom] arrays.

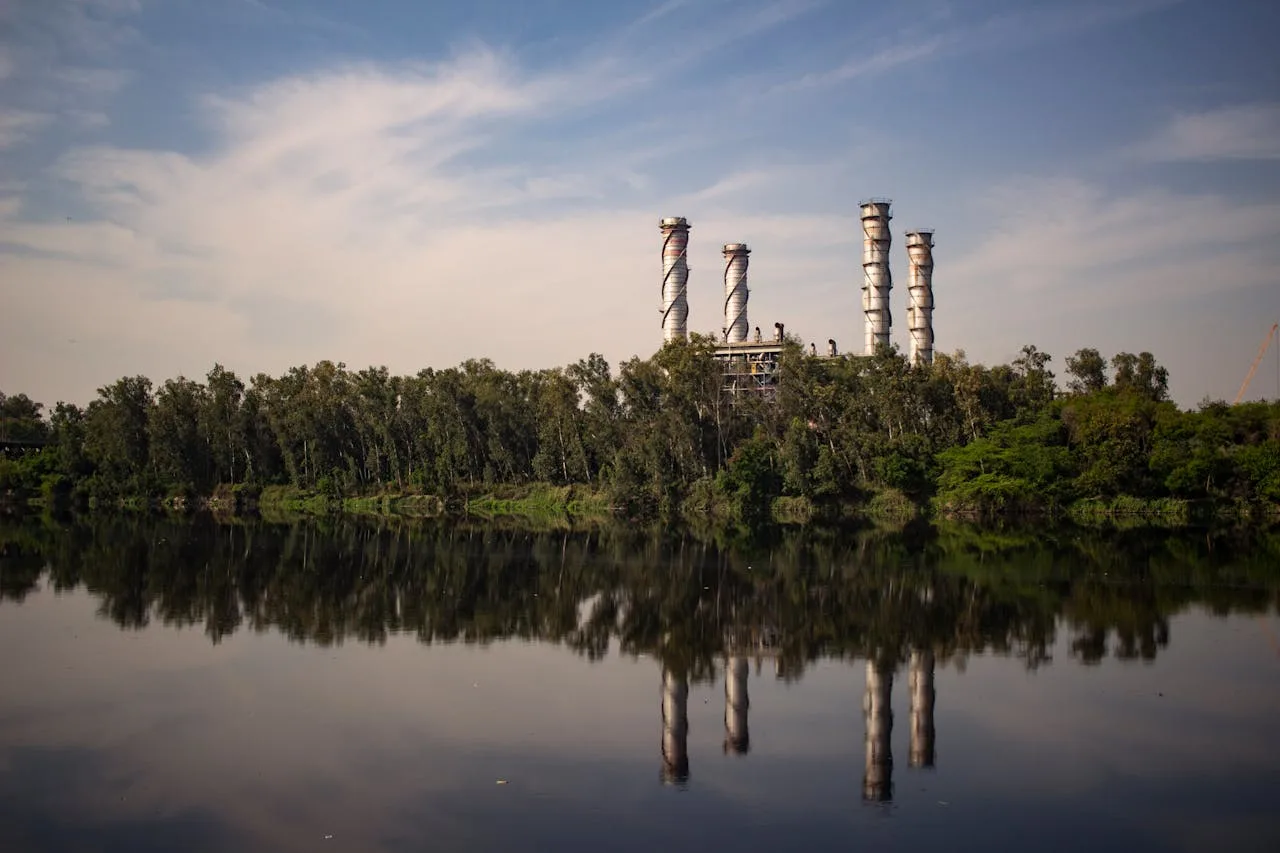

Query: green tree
[[1065, 348, 1107, 395], [83, 376, 153, 497], [1112, 352, 1169, 401]]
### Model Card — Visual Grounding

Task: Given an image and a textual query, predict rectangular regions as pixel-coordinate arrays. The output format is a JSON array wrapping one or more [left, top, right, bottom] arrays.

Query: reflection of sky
[[1, 588, 1278, 853]]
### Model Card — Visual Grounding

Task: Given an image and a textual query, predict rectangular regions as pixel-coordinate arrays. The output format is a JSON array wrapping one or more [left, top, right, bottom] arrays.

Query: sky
[[1, 0, 1278, 408]]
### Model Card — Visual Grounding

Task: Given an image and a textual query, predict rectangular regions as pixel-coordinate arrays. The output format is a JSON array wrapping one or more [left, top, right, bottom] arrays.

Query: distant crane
[[1234, 321, 1279, 404]]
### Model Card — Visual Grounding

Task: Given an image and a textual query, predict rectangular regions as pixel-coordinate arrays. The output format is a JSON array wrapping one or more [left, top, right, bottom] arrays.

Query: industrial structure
[[723, 243, 750, 344], [905, 230, 935, 367], [861, 200, 894, 356], [657, 197, 936, 395], [660, 217, 691, 344]]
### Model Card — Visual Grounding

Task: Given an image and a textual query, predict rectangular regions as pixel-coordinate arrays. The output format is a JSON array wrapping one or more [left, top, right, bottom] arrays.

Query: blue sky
[[2, 0, 1279, 406]]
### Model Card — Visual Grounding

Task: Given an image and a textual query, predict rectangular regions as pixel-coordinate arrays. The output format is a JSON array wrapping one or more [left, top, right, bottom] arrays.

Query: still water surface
[[1, 517, 1278, 852]]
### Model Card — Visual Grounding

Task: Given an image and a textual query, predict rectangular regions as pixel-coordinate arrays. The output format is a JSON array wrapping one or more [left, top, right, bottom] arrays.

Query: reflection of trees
[[0, 517, 1278, 676]]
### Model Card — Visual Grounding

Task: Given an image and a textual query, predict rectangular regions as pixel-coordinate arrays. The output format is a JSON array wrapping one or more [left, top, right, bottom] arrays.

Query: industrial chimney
[[660, 217, 690, 344], [860, 200, 893, 355], [905, 230, 935, 366], [722, 243, 750, 343]]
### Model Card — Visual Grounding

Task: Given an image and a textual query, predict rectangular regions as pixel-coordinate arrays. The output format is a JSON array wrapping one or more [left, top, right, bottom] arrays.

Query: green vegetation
[[2, 342, 1277, 526]]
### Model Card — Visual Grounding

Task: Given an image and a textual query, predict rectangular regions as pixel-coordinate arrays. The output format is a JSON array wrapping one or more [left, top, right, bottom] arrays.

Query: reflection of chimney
[[909, 650, 936, 768], [661, 668, 689, 785], [724, 656, 750, 755], [862, 660, 894, 802]]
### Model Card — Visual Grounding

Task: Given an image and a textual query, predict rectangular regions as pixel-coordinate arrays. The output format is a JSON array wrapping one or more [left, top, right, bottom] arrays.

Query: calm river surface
[[2, 516, 1279, 852]]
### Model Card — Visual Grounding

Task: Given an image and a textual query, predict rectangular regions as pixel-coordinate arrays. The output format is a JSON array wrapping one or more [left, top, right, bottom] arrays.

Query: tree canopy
[[2, 342, 1277, 522]]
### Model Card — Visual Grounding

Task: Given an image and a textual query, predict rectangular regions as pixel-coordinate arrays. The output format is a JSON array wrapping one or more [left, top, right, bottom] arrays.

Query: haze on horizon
[[1, 0, 1278, 409]]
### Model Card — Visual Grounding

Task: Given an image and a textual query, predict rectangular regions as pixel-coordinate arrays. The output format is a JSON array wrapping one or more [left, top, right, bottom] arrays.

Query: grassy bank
[[466, 484, 611, 521], [7, 479, 1276, 532], [251, 482, 613, 523]]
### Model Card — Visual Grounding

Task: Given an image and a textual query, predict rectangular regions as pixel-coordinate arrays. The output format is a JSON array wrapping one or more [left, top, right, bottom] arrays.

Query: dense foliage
[[2, 341, 1278, 521]]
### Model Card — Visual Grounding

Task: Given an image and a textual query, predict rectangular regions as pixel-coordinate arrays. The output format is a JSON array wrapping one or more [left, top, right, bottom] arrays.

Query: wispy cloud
[[777, 0, 1183, 92], [943, 176, 1280, 398], [0, 49, 647, 400], [949, 177, 1280, 301], [1129, 103, 1280, 162], [625, 0, 695, 32], [55, 67, 134, 96], [234, 0, 370, 42], [780, 38, 944, 90], [0, 111, 53, 150], [590, 0, 822, 91], [0, 0, 139, 148]]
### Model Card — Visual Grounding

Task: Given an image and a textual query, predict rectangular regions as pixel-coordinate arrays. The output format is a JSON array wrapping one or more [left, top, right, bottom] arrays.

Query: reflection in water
[[2, 515, 1276, 680], [661, 667, 690, 785], [862, 660, 894, 802], [909, 649, 936, 769], [2, 516, 1280, 851], [723, 656, 750, 755]]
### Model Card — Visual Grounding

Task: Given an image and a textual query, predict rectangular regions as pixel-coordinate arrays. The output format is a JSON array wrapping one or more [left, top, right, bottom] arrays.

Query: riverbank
[[5, 481, 1276, 529], [244, 482, 613, 523]]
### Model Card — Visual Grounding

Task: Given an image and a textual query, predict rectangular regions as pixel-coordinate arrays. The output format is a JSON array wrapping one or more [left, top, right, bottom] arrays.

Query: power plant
[[657, 198, 936, 389]]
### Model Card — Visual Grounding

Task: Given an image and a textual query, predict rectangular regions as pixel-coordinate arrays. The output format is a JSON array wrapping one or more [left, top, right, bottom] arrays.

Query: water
[[2, 517, 1278, 852]]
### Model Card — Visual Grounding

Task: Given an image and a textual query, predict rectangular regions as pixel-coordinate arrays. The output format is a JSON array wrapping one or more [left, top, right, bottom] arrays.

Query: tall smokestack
[[660, 217, 690, 344], [905, 230, 935, 366], [722, 243, 750, 343], [862, 659, 894, 802], [908, 649, 935, 768], [860, 200, 893, 355]]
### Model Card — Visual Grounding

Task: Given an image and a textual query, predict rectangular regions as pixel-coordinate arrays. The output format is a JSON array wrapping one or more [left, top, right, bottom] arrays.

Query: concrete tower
[[722, 243, 750, 343], [660, 217, 691, 344], [860, 200, 893, 355], [905, 230, 935, 366]]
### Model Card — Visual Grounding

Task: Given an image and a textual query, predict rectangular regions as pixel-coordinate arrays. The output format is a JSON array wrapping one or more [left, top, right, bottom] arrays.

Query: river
[[1, 516, 1278, 852]]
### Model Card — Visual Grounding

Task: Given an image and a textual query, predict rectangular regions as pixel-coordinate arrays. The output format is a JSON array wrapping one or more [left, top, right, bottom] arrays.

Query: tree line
[[1, 339, 1277, 520]]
